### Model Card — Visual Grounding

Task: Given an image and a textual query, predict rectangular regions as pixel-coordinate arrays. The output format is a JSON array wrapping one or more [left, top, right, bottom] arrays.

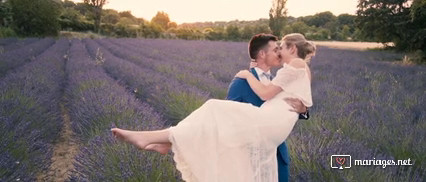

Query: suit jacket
[[226, 68, 291, 165]]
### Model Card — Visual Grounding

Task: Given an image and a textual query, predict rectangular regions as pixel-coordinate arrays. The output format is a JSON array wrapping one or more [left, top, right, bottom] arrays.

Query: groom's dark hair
[[248, 33, 278, 59]]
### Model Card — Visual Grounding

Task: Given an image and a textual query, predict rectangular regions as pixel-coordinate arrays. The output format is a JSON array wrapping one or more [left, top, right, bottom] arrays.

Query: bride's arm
[[235, 70, 282, 101], [235, 59, 309, 101]]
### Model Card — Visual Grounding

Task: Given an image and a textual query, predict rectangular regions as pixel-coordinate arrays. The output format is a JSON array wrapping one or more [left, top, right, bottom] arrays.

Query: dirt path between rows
[[37, 103, 79, 182]]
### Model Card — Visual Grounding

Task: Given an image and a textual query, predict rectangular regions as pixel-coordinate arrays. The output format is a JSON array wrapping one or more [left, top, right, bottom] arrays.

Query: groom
[[226, 33, 309, 182]]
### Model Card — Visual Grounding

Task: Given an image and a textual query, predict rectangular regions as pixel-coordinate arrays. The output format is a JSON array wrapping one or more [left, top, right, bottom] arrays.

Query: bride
[[111, 33, 316, 182]]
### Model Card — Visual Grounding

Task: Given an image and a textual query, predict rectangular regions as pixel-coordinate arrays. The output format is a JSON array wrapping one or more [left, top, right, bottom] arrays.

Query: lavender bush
[[66, 39, 180, 181], [0, 38, 55, 77], [0, 37, 423, 181], [108, 38, 248, 83], [84, 39, 425, 180], [288, 47, 425, 180], [0, 38, 17, 45], [83, 38, 209, 124], [0, 38, 39, 53], [0, 39, 69, 181], [95, 38, 229, 98]]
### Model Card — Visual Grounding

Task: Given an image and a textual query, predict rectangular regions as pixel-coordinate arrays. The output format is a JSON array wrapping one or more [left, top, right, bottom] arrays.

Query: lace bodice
[[270, 63, 313, 107]]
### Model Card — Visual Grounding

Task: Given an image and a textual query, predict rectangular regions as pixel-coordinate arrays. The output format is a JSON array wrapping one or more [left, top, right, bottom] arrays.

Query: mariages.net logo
[[331, 155, 413, 169], [331, 155, 351, 169]]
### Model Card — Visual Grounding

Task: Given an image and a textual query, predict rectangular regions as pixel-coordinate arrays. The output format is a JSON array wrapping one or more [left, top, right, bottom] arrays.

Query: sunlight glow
[[71, 0, 358, 24]]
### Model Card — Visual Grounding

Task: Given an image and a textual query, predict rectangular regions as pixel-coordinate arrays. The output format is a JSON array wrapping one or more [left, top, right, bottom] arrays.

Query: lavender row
[[109, 38, 249, 83], [0, 38, 39, 53], [0, 38, 56, 77], [0, 39, 69, 181], [307, 47, 425, 172], [65, 39, 179, 181], [0, 37, 17, 45], [94, 38, 425, 173], [113, 40, 425, 178], [0, 38, 17, 53], [287, 127, 424, 181], [65, 39, 165, 140], [86, 39, 425, 179], [96, 38, 229, 98], [83, 38, 209, 124], [106, 38, 247, 80]]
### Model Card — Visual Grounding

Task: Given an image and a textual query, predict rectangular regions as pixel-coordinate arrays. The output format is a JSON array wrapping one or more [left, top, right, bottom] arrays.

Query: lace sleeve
[[271, 65, 313, 107], [271, 65, 306, 90]]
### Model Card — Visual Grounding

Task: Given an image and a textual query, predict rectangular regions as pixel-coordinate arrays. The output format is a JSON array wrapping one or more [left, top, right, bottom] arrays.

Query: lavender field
[[0, 38, 424, 181]]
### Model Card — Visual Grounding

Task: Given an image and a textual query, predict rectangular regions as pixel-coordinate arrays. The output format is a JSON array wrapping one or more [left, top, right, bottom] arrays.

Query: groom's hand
[[284, 98, 307, 113]]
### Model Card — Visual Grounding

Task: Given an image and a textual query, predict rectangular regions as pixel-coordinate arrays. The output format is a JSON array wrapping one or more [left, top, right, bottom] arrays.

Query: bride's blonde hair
[[282, 33, 316, 62]]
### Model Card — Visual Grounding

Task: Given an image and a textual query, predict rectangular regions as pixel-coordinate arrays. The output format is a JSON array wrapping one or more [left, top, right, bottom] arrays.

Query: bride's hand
[[235, 70, 251, 79], [249, 61, 257, 68]]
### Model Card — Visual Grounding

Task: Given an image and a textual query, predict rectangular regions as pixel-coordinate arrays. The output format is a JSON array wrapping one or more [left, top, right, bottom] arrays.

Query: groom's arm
[[226, 78, 245, 102]]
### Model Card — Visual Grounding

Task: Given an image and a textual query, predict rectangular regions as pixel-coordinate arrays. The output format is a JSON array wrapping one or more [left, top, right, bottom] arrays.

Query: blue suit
[[226, 68, 291, 182]]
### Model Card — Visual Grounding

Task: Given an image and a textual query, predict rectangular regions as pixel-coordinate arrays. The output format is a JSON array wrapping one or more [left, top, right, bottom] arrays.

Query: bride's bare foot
[[145, 143, 171, 155], [111, 128, 149, 150]]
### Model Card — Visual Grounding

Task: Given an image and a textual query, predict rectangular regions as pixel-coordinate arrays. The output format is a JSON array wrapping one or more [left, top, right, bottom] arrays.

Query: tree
[[341, 25, 351, 40], [253, 24, 272, 34], [285, 21, 310, 35], [74, 2, 92, 16], [62, 0, 76, 9], [118, 17, 135, 26], [119, 11, 135, 19], [410, 0, 426, 26], [269, 0, 287, 37], [83, 0, 107, 33], [61, 8, 82, 23], [114, 20, 138, 38], [226, 25, 240, 41], [0, 0, 13, 27], [337, 14, 356, 27], [167, 22, 177, 29], [309, 11, 336, 27], [151, 11, 171, 31], [356, 0, 411, 45], [102, 9, 119, 25], [357, 0, 425, 62], [10, 0, 62, 36], [205, 27, 225, 40], [241, 25, 254, 40], [170, 27, 203, 40], [408, 0, 426, 53], [337, 14, 356, 35], [116, 11, 138, 25], [140, 21, 162, 38]]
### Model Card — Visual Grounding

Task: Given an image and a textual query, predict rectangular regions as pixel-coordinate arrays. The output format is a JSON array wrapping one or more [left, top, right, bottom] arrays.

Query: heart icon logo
[[331, 155, 351, 169], [336, 157, 346, 166]]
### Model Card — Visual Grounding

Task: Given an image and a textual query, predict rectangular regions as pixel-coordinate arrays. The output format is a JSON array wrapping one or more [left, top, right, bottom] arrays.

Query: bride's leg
[[111, 128, 170, 150], [145, 143, 172, 154], [111, 99, 225, 151]]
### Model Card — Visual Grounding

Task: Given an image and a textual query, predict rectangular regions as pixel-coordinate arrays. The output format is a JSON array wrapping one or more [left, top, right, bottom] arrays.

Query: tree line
[[0, 0, 363, 41], [0, 0, 424, 62]]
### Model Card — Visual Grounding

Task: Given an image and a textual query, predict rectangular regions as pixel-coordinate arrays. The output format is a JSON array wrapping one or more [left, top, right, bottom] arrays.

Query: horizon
[[71, 0, 358, 24]]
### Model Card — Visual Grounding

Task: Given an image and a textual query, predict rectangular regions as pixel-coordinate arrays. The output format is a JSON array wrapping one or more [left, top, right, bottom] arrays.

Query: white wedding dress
[[169, 63, 312, 182]]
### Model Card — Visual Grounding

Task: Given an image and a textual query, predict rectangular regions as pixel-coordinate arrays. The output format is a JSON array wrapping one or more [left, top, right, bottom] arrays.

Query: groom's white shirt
[[254, 67, 272, 84]]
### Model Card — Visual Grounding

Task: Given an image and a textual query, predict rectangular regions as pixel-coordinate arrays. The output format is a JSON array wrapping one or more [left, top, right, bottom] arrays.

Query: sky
[[72, 0, 359, 24]]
